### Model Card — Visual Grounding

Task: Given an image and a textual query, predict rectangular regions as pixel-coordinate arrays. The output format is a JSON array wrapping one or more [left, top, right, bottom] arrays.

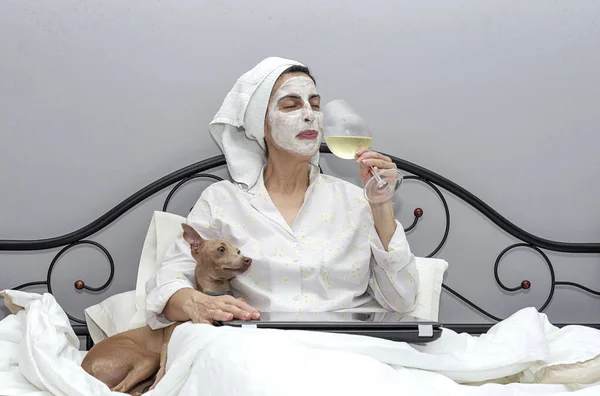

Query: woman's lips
[[296, 130, 319, 140]]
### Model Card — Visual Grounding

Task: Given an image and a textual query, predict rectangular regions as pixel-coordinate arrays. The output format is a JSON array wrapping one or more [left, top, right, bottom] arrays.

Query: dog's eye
[[237, 250, 241, 254], [217, 246, 225, 253]]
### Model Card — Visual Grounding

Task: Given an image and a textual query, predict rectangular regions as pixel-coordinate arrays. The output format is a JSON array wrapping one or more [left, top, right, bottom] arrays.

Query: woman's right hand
[[182, 290, 260, 324]]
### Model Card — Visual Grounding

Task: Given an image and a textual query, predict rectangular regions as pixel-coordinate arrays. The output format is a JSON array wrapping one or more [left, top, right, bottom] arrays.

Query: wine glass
[[322, 99, 403, 203]]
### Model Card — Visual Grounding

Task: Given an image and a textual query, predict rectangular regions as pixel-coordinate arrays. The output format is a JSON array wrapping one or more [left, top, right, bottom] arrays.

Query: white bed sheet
[[1, 290, 600, 396]]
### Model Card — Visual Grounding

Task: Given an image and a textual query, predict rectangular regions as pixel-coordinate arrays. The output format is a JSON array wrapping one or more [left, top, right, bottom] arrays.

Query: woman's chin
[[288, 140, 322, 158]]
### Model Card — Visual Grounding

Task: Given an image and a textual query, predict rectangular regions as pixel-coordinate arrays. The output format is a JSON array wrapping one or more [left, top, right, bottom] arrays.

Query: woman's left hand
[[355, 149, 397, 187]]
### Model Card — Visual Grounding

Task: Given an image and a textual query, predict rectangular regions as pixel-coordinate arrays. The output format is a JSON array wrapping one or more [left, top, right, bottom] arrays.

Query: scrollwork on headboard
[[2, 144, 599, 327], [12, 240, 115, 324]]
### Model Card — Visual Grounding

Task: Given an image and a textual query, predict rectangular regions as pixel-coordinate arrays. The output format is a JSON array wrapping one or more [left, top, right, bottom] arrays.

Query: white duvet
[[1, 290, 600, 396]]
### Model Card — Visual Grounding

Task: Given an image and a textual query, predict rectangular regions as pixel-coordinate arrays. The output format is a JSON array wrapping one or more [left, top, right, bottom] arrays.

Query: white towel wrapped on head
[[209, 57, 320, 190]]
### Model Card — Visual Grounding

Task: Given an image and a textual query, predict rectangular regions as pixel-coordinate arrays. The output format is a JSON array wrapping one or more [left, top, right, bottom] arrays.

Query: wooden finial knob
[[414, 208, 424, 218], [521, 280, 531, 290], [74, 280, 85, 290]]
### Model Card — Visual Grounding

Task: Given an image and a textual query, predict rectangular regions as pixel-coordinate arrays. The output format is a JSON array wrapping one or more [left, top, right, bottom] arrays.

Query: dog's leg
[[128, 376, 156, 396], [110, 352, 159, 394], [148, 342, 169, 391]]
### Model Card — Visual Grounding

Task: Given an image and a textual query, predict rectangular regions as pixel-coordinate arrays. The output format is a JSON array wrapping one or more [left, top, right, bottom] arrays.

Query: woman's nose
[[303, 106, 315, 122]]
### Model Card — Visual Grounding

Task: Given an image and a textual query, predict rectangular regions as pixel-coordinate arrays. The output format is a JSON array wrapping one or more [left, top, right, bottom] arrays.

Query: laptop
[[214, 311, 442, 344]]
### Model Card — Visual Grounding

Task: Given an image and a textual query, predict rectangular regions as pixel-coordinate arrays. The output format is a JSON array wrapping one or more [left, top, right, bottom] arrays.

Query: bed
[[1, 144, 599, 396]]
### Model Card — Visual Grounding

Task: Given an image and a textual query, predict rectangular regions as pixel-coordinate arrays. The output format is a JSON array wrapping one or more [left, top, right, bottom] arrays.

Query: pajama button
[[293, 295, 300, 301]]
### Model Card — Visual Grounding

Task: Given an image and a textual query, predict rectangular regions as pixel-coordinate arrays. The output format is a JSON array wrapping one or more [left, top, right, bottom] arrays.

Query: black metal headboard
[[2, 144, 599, 345]]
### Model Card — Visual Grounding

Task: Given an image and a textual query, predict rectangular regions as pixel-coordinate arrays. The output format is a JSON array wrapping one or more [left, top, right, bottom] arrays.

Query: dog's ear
[[181, 223, 204, 253]]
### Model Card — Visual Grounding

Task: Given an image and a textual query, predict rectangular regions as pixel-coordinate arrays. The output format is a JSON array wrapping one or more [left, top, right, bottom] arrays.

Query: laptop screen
[[237, 311, 437, 325], [218, 311, 442, 342]]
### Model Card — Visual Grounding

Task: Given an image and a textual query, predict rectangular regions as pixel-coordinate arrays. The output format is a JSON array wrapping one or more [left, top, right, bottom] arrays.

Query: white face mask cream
[[267, 76, 323, 156]]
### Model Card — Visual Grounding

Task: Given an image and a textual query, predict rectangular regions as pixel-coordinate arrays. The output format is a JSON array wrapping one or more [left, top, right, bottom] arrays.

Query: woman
[[145, 57, 418, 329]]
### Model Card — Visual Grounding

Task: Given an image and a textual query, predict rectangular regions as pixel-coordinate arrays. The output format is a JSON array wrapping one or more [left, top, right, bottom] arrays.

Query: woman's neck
[[263, 153, 311, 196]]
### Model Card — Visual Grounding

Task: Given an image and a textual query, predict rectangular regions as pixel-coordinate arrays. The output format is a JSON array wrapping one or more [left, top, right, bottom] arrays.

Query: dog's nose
[[243, 257, 252, 265]]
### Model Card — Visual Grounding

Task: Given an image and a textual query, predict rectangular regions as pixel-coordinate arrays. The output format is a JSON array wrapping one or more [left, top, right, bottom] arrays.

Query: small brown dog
[[81, 223, 252, 395]]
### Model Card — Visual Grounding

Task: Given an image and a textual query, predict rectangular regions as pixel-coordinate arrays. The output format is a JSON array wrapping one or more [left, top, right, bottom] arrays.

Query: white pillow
[[410, 257, 448, 321], [135, 211, 187, 312], [85, 211, 185, 344], [84, 290, 140, 344]]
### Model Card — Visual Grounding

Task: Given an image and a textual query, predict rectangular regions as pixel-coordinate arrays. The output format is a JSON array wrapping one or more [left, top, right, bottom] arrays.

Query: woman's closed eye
[[278, 96, 303, 111], [280, 101, 300, 110], [309, 94, 320, 110]]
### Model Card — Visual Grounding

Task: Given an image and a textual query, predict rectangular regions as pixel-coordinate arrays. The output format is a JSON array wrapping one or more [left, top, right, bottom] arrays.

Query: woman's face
[[264, 72, 322, 158]]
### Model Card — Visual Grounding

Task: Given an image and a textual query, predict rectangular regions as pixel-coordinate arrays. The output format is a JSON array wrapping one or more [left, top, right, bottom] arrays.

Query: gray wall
[[1, 0, 599, 325]]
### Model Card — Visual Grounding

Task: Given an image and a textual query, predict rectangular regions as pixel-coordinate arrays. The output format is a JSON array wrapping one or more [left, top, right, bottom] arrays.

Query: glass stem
[[369, 165, 384, 182], [369, 166, 389, 190]]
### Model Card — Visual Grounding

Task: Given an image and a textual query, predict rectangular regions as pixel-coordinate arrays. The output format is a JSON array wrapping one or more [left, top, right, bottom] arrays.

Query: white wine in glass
[[325, 136, 373, 159], [322, 99, 402, 203]]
